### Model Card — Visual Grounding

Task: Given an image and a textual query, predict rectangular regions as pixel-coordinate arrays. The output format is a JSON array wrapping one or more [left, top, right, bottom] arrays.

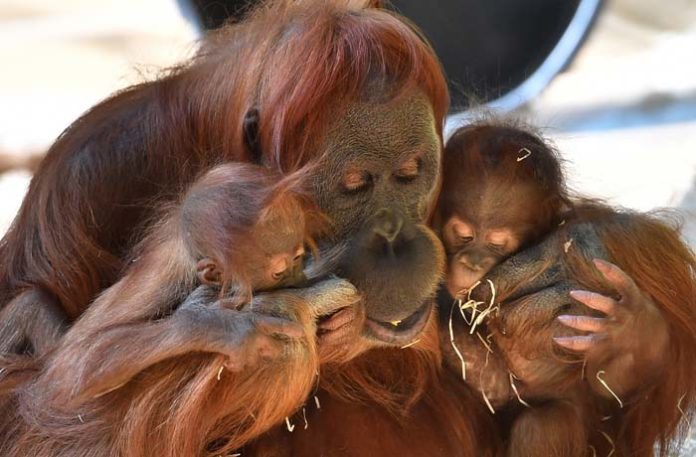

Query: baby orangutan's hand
[[175, 286, 305, 372]]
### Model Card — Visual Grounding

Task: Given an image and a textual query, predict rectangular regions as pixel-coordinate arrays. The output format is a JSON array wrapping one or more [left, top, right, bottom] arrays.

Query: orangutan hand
[[175, 286, 305, 372], [472, 223, 670, 400], [247, 277, 361, 344]]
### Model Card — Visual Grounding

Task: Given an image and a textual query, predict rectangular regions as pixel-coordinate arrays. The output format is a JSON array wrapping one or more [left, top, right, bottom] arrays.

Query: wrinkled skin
[[64, 286, 307, 403], [0, 83, 456, 456], [310, 95, 440, 239], [442, 214, 524, 297], [0, 93, 443, 361], [0, 79, 674, 457], [301, 93, 444, 349], [60, 278, 360, 405], [441, 185, 543, 298]]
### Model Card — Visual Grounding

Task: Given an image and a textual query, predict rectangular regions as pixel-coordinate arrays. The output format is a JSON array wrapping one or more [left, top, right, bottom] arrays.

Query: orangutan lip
[[364, 302, 432, 345], [317, 307, 351, 332]]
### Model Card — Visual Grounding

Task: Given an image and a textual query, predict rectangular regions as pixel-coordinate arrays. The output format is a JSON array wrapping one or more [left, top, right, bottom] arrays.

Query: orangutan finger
[[569, 290, 617, 317], [251, 334, 286, 360], [557, 315, 607, 333], [318, 307, 355, 331], [553, 335, 604, 352], [252, 315, 304, 339], [593, 259, 640, 305], [222, 334, 286, 373]]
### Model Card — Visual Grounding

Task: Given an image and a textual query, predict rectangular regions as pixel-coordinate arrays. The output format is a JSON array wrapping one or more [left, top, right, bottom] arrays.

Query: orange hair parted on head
[[173, 0, 450, 171]]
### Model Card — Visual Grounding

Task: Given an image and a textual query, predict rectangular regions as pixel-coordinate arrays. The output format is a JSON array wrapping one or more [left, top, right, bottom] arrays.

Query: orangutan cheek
[[446, 259, 485, 298]]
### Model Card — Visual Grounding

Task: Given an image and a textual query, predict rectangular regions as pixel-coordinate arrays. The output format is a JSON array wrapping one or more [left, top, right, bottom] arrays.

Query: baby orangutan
[[436, 122, 693, 456], [3, 162, 361, 455], [438, 124, 568, 298], [51, 162, 321, 403], [183, 163, 309, 306]]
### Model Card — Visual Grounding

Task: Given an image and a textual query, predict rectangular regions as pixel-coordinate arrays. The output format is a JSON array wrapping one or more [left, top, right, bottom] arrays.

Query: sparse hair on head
[[179, 162, 318, 301], [439, 117, 570, 239]]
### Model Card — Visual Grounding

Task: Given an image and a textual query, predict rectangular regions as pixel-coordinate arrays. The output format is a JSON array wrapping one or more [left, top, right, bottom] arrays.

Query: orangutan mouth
[[364, 301, 432, 345]]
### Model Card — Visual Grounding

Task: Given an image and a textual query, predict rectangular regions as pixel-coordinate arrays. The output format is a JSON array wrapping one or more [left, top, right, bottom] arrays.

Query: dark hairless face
[[307, 93, 444, 345], [310, 93, 440, 237]]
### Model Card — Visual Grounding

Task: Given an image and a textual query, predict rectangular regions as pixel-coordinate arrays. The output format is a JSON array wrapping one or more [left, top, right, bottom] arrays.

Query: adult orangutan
[[0, 1, 691, 456]]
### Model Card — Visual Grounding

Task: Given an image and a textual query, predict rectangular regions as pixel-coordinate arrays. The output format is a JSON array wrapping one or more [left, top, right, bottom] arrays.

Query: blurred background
[[0, 0, 694, 450]]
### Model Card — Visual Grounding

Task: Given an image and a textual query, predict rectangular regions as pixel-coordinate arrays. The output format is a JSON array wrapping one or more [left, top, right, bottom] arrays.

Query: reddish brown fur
[[0, 0, 448, 321], [179, 163, 316, 306], [1, 162, 322, 455], [0, 2, 499, 456], [243, 313, 498, 456], [438, 120, 569, 245], [492, 203, 696, 456], [3, 0, 687, 454], [570, 203, 696, 456], [439, 121, 696, 456]]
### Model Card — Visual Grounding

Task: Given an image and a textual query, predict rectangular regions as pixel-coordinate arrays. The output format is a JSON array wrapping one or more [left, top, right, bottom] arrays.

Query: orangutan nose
[[458, 250, 494, 273], [460, 257, 485, 272], [373, 208, 404, 244]]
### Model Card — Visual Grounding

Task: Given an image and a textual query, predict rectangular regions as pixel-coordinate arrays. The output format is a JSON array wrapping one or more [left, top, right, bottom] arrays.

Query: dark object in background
[[179, 0, 603, 112], [181, 0, 254, 29]]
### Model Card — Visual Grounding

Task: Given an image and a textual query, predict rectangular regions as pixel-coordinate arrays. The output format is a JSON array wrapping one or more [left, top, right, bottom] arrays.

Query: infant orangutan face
[[249, 204, 309, 290], [441, 215, 522, 298], [239, 213, 308, 291], [438, 177, 546, 299], [251, 241, 307, 291], [196, 212, 308, 293]]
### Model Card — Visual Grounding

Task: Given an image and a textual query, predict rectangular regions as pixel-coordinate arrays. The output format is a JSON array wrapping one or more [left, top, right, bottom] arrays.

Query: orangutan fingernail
[[593, 258, 610, 271], [569, 290, 588, 300]]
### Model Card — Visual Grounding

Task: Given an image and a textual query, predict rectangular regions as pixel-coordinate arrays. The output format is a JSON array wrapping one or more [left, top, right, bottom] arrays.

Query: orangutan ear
[[196, 258, 222, 286], [243, 107, 262, 164]]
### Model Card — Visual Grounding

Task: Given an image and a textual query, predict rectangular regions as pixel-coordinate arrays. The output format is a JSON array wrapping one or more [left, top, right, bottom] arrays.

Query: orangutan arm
[[476, 221, 674, 399], [64, 277, 358, 405], [0, 288, 68, 356], [478, 212, 696, 453], [69, 285, 305, 404]]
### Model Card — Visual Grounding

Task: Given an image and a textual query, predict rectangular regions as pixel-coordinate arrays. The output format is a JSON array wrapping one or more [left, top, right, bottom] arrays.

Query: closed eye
[[342, 170, 372, 194], [487, 243, 508, 255], [394, 155, 421, 183], [293, 245, 305, 264], [486, 229, 515, 252]]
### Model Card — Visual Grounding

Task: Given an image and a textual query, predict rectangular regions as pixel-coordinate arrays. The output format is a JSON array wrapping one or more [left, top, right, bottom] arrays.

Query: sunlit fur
[[498, 201, 696, 457], [438, 121, 695, 457], [437, 118, 569, 241], [0, 2, 503, 456], [1, 163, 321, 456], [571, 203, 696, 457], [0, 0, 448, 320], [489, 202, 696, 456]]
